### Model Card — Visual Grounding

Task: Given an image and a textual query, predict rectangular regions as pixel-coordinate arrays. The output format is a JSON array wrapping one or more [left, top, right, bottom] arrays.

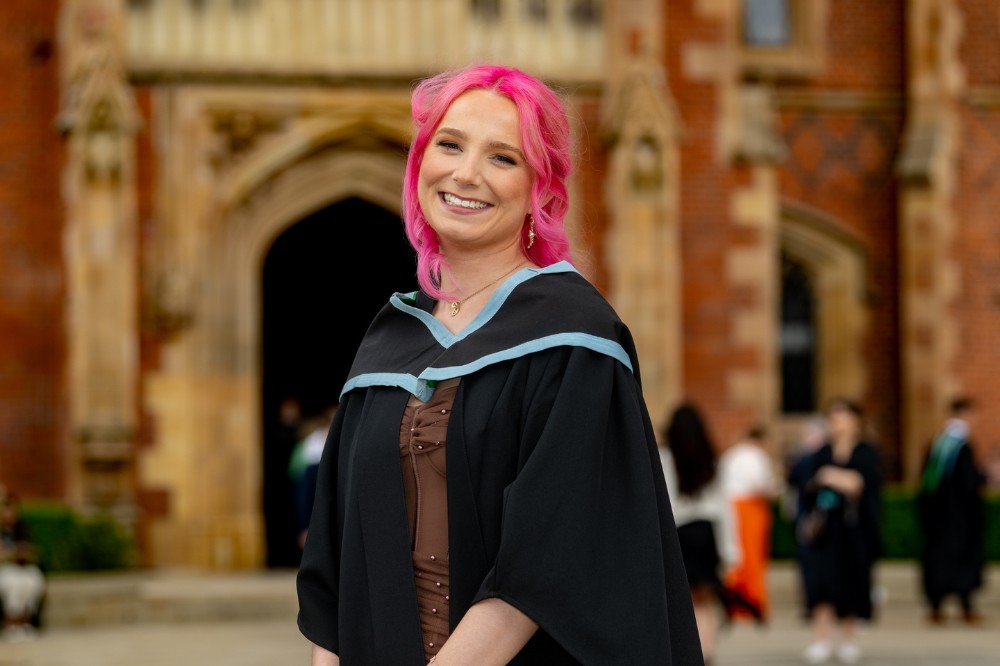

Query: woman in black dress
[[794, 398, 882, 665]]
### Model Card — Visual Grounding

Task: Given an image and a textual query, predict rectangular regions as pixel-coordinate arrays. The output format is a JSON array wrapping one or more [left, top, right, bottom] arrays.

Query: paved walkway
[[1, 562, 996, 665]]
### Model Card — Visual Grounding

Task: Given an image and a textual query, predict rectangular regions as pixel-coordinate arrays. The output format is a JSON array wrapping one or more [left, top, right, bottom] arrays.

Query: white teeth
[[443, 193, 489, 209]]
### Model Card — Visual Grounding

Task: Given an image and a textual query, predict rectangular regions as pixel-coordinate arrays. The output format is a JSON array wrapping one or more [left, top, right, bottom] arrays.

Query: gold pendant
[[450, 301, 460, 317]]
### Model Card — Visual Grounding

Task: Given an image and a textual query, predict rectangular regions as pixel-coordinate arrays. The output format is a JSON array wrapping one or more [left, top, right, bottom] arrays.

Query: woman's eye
[[437, 140, 460, 151], [493, 154, 517, 166]]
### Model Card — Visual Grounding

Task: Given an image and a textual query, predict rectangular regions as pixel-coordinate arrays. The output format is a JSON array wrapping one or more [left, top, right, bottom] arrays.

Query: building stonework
[[1, 0, 998, 569]]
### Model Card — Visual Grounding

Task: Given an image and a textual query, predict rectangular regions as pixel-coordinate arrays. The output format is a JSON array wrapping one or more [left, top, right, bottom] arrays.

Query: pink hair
[[402, 64, 574, 300]]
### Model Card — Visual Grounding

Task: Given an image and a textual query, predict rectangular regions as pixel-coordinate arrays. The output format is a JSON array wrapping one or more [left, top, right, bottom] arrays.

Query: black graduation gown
[[296, 262, 703, 665], [917, 442, 985, 604], [795, 442, 882, 620]]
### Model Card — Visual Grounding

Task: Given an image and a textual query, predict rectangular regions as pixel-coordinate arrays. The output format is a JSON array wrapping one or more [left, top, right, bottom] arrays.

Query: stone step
[[34, 562, 998, 629], [39, 568, 299, 629]]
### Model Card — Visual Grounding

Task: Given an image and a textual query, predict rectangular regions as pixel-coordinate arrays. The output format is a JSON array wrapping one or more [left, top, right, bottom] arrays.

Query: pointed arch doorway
[[260, 197, 417, 567]]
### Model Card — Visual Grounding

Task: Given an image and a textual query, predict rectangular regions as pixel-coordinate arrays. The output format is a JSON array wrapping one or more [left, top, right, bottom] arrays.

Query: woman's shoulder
[[529, 263, 622, 320], [497, 264, 640, 369]]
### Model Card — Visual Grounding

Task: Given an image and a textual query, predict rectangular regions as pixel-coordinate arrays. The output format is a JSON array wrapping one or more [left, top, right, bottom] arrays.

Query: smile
[[442, 192, 491, 210]]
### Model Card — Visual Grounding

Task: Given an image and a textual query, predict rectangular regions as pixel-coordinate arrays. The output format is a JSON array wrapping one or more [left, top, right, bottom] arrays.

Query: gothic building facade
[[1, 0, 997, 569]]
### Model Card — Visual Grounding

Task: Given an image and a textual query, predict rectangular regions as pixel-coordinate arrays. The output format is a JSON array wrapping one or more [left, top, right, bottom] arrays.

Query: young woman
[[795, 398, 882, 665], [719, 425, 778, 624], [296, 65, 703, 665], [659, 403, 739, 665]]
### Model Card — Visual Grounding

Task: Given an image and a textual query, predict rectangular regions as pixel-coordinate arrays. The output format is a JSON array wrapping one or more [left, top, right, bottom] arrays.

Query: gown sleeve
[[470, 346, 704, 665], [295, 398, 347, 655]]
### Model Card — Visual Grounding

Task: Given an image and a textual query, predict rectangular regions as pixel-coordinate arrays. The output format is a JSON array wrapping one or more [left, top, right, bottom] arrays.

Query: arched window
[[780, 254, 817, 413]]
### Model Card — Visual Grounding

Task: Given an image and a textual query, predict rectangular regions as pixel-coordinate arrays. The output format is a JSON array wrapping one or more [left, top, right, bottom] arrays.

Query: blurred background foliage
[[21, 489, 998, 572], [770, 486, 1000, 562], [20, 503, 136, 573]]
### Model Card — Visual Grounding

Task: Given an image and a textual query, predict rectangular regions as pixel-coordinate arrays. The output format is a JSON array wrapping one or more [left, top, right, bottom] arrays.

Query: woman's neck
[[439, 245, 528, 296], [831, 435, 857, 462]]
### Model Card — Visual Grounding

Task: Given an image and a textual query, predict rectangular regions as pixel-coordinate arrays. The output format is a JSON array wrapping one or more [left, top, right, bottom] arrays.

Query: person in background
[[917, 396, 986, 625], [784, 415, 828, 526], [288, 404, 337, 550], [719, 424, 779, 624], [795, 398, 882, 665], [0, 491, 46, 642], [265, 395, 304, 567], [296, 64, 703, 665], [784, 414, 830, 626], [659, 402, 739, 666]]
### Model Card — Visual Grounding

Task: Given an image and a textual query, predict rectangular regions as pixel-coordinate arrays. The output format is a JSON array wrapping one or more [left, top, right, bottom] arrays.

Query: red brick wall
[[958, 0, 1000, 87], [570, 93, 610, 293], [667, 1, 759, 449], [954, 106, 1000, 467], [807, 0, 905, 90], [0, 3, 68, 500], [134, 85, 161, 566], [954, 1, 1000, 470], [662, 1, 907, 467]]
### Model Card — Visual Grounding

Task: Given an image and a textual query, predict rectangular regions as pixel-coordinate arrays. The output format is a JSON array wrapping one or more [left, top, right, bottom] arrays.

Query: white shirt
[[301, 427, 328, 466], [659, 447, 741, 568], [719, 441, 778, 500]]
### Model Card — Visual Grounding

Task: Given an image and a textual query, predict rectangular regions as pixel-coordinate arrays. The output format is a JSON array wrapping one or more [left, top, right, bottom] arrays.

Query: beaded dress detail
[[400, 379, 458, 662]]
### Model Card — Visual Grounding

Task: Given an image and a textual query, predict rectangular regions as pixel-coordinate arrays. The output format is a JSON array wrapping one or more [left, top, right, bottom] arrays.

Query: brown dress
[[399, 379, 458, 662]]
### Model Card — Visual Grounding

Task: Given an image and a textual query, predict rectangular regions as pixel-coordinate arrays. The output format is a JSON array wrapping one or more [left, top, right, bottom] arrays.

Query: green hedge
[[21, 490, 997, 571], [771, 485, 1000, 561], [19, 503, 135, 573]]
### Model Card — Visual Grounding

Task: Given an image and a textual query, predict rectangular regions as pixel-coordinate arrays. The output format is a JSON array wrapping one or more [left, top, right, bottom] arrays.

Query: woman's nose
[[452, 155, 480, 186]]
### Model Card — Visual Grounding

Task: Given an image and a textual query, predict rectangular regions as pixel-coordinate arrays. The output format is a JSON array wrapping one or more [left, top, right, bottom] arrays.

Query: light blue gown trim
[[345, 261, 627, 401], [341, 373, 422, 398], [418, 332, 633, 380], [388, 261, 579, 346]]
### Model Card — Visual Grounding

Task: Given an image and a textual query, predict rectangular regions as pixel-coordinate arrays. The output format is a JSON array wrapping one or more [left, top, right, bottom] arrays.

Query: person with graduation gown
[[296, 64, 703, 665], [917, 396, 986, 625]]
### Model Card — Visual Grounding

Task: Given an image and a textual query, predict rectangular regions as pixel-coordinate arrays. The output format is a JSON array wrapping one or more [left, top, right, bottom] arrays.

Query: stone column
[[603, 1, 683, 422], [58, 0, 141, 521], [896, 0, 964, 483]]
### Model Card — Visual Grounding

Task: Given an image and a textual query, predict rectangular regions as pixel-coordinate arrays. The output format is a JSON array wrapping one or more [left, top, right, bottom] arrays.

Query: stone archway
[[776, 202, 870, 451], [141, 88, 411, 568], [260, 196, 416, 567]]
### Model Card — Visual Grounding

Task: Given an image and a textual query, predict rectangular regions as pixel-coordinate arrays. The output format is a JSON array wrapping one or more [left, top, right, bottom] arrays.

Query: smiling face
[[417, 89, 533, 258]]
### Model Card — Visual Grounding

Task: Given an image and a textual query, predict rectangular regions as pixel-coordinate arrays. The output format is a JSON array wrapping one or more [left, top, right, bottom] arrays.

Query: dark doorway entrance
[[779, 254, 817, 414], [260, 196, 418, 568]]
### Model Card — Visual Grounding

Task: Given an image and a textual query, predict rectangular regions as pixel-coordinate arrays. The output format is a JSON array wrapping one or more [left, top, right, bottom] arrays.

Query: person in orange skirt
[[719, 425, 779, 623]]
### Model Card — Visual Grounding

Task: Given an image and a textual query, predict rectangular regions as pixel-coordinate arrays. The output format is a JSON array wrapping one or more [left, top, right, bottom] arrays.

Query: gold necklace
[[449, 260, 527, 317]]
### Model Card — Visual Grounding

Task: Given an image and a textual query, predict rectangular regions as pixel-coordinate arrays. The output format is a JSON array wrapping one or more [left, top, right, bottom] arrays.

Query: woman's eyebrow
[[487, 140, 525, 160]]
